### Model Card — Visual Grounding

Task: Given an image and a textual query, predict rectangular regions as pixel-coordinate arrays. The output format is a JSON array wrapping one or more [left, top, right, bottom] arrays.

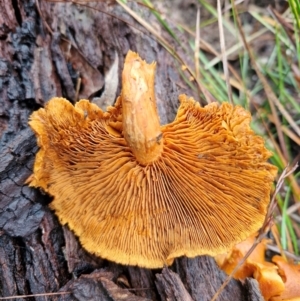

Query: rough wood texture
[[0, 0, 264, 300]]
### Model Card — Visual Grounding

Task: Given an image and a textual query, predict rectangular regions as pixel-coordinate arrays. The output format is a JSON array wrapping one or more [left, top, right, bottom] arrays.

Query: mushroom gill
[[28, 50, 278, 268]]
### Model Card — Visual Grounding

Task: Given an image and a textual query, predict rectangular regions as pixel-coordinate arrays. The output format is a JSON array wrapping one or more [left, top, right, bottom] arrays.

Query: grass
[[115, 0, 300, 260]]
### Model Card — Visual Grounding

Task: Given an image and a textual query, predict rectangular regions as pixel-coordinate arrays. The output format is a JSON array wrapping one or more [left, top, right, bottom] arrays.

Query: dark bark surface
[[0, 1, 264, 300]]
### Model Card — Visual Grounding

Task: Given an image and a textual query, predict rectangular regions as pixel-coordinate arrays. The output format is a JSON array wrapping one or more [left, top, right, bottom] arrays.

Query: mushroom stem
[[121, 51, 163, 165]]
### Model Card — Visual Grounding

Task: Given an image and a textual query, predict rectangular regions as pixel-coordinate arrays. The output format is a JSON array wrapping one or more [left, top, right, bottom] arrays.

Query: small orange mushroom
[[215, 234, 270, 279], [28, 51, 277, 268], [215, 234, 300, 301], [271, 256, 300, 301], [254, 261, 285, 301], [215, 234, 285, 300]]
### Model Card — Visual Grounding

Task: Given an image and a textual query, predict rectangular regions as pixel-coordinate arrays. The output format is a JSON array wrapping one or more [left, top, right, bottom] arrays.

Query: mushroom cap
[[28, 52, 277, 269]]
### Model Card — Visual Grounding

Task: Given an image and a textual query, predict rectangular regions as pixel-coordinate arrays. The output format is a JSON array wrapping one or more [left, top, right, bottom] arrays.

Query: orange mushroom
[[215, 233, 270, 279], [215, 234, 300, 301], [215, 234, 286, 300], [28, 51, 277, 268], [271, 256, 300, 301], [253, 261, 285, 301]]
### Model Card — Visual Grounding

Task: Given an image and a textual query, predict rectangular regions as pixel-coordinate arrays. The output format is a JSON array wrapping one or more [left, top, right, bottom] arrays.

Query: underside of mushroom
[[28, 51, 277, 268]]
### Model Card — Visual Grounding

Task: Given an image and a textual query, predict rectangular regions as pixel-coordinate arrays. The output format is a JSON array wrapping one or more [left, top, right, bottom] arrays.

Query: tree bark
[[0, 1, 263, 300]]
